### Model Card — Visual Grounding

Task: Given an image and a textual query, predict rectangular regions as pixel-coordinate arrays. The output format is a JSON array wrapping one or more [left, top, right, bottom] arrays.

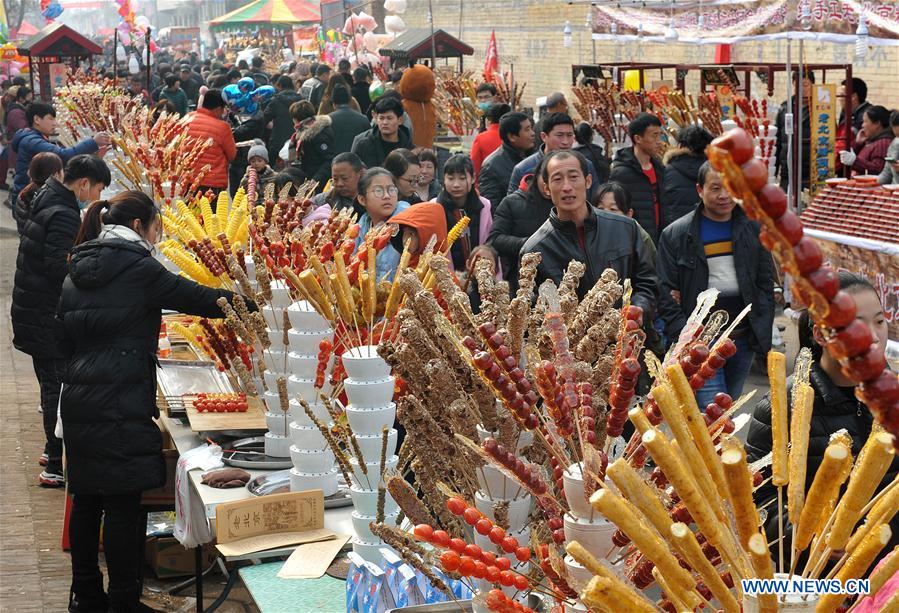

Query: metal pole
[[146, 27, 152, 98], [797, 39, 804, 214], [785, 37, 793, 212], [428, 0, 437, 69], [113, 27, 118, 89]]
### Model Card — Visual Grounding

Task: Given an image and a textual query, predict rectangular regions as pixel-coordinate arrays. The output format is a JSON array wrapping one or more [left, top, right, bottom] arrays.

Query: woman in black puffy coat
[[746, 271, 897, 568], [661, 125, 713, 226], [56, 191, 246, 613]]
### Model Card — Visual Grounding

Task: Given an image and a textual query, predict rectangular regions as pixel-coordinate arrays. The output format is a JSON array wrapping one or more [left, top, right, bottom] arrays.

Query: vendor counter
[[159, 414, 352, 612]]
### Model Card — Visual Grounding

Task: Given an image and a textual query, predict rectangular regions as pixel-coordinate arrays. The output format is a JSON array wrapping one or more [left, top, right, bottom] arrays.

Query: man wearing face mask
[[12, 154, 112, 488]]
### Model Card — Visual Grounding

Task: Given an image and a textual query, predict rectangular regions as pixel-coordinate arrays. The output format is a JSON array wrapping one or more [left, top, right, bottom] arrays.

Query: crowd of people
[[1, 52, 897, 612]]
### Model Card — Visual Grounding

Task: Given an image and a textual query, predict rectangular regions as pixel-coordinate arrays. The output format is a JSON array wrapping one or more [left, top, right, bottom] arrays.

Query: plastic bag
[[173, 443, 223, 548], [55, 383, 64, 439]]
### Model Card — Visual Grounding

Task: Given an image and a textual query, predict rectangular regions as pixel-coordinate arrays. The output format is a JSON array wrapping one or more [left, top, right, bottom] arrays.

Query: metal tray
[[157, 360, 233, 417], [222, 436, 293, 470], [246, 470, 353, 509]]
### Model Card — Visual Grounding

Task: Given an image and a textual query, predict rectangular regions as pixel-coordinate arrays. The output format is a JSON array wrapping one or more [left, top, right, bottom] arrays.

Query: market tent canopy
[[18, 22, 102, 56], [17, 21, 39, 38], [209, 0, 320, 27], [588, 0, 899, 44], [378, 28, 474, 61]]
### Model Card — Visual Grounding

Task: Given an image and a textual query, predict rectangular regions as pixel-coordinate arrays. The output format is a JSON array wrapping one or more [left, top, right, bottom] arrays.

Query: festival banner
[[590, 0, 899, 44], [484, 30, 498, 76], [292, 25, 318, 54], [809, 83, 837, 197]]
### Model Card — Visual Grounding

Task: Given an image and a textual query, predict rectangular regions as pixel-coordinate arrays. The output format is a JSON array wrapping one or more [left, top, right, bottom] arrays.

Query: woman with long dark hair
[[58, 191, 250, 612], [435, 154, 495, 273], [14, 150, 63, 232]]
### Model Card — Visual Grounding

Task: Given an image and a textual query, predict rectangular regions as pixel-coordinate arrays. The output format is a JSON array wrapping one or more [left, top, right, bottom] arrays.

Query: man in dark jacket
[[11, 155, 111, 487], [310, 152, 365, 216], [656, 162, 775, 407], [329, 84, 371, 155], [351, 96, 413, 169], [289, 100, 335, 192], [178, 64, 202, 105], [609, 112, 667, 244], [775, 70, 813, 192], [264, 74, 302, 164], [479, 111, 535, 212], [351, 66, 372, 116], [487, 172, 552, 294], [520, 150, 658, 315], [300, 63, 330, 110], [507, 113, 599, 203], [10, 102, 109, 211]]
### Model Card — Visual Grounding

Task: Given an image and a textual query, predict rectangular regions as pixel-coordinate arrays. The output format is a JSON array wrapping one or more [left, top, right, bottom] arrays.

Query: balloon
[[384, 15, 406, 34], [623, 70, 641, 92], [362, 31, 378, 52], [42, 0, 63, 19], [135, 15, 150, 29], [384, 0, 407, 13], [368, 79, 385, 101], [236, 76, 255, 94], [223, 84, 243, 105], [252, 85, 275, 106]]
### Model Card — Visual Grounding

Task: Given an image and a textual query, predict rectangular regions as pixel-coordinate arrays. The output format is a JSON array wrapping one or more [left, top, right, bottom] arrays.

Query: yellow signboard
[[809, 83, 837, 196]]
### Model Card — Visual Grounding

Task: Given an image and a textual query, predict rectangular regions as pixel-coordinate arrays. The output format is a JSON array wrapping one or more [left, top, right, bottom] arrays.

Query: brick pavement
[[0, 209, 257, 612]]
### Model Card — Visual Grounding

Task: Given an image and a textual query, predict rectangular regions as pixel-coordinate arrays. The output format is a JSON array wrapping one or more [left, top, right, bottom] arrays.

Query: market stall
[[17, 22, 102, 100], [50, 70, 898, 613], [799, 177, 899, 352], [378, 28, 473, 70]]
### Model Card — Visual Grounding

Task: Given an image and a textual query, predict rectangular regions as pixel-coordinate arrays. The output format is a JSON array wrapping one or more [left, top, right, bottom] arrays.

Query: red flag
[[483, 30, 499, 76]]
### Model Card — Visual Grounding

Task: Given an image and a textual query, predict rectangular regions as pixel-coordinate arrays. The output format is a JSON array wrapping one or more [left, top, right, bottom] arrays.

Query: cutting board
[[184, 394, 267, 432]]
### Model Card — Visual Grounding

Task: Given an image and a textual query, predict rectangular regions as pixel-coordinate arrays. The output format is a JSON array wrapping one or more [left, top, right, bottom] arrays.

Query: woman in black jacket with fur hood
[[661, 125, 713, 226], [746, 271, 897, 568], [56, 191, 248, 613]]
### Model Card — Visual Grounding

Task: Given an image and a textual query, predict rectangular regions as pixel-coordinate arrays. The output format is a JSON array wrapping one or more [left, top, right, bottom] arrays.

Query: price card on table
[[214, 490, 336, 557]]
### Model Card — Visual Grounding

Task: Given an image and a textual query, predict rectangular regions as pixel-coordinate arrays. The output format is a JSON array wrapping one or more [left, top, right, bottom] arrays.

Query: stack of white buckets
[[474, 423, 534, 606], [342, 345, 400, 566], [562, 462, 616, 611], [259, 281, 300, 459]]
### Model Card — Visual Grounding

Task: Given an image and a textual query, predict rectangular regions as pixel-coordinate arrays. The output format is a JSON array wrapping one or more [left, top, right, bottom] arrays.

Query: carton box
[[145, 537, 216, 578]]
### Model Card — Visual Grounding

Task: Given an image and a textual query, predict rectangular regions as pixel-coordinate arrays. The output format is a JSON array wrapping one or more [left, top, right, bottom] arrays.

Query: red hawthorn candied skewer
[[708, 128, 899, 449]]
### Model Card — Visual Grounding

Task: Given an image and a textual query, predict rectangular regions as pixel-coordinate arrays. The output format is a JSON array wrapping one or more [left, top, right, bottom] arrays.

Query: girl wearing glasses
[[384, 148, 423, 204], [354, 168, 410, 282]]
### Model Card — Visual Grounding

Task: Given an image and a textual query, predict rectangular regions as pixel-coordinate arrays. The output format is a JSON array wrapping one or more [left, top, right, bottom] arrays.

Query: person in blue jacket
[[354, 167, 410, 283], [10, 101, 110, 209]]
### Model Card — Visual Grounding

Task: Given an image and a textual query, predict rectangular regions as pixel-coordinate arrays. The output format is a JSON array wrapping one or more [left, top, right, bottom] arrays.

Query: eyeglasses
[[400, 175, 422, 186], [367, 185, 399, 198]]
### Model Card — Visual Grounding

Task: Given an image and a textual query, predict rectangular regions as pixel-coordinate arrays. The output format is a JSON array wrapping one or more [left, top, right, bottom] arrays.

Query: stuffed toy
[[398, 64, 437, 149]]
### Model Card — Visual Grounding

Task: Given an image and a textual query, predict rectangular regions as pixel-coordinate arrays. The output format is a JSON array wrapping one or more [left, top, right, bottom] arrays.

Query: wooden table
[[160, 414, 353, 612]]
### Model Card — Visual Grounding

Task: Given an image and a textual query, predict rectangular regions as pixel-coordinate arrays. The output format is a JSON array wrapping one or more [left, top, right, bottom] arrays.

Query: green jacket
[[159, 88, 188, 116]]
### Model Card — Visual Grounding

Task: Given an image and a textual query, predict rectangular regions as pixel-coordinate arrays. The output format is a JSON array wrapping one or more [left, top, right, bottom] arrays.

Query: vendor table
[[239, 562, 346, 612], [160, 414, 353, 612]]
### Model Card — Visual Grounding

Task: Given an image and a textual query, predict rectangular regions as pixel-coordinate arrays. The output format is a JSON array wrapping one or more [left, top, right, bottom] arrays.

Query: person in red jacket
[[471, 102, 509, 179], [184, 88, 236, 202], [839, 105, 893, 177]]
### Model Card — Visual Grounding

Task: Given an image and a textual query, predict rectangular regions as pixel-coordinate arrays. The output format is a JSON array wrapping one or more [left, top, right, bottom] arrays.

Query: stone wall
[[400, 0, 898, 112]]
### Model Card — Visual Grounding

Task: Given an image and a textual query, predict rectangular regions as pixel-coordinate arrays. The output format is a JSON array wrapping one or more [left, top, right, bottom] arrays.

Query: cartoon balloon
[[384, 15, 406, 34], [237, 76, 255, 94], [362, 31, 378, 52], [384, 0, 407, 13]]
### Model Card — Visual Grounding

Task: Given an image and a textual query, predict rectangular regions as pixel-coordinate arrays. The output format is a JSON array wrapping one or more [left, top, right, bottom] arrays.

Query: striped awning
[[209, 0, 320, 27]]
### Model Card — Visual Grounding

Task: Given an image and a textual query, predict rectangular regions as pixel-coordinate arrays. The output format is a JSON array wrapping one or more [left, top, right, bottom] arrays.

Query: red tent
[[16, 21, 39, 38]]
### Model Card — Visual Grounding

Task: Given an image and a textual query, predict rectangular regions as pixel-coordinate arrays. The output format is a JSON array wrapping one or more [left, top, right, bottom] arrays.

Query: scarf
[[98, 223, 155, 254]]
